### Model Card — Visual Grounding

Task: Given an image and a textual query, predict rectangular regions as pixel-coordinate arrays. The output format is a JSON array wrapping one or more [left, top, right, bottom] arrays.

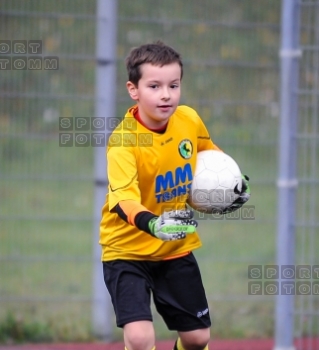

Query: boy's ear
[[126, 81, 139, 101]]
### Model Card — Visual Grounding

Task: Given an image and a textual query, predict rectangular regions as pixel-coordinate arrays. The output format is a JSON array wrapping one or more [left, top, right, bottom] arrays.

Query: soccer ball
[[187, 150, 242, 213]]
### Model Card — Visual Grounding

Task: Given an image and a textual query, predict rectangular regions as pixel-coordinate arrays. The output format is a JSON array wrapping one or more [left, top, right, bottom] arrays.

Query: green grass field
[[0, 139, 278, 342], [0, 221, 277, 342], [2, 0, 319, 343], [1, 138, 319, 343], [2, 99, 319, 343]]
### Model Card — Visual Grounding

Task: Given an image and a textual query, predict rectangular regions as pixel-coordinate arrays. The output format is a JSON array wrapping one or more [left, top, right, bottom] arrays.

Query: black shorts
[[103, 252, 211, 331]]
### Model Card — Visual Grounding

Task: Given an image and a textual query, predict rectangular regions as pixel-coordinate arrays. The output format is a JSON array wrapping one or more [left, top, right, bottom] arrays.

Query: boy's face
[[126, 62, 181, 128]]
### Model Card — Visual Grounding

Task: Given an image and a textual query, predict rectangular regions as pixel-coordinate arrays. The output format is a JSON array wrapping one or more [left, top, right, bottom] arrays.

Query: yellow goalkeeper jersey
[[100, 105, 218, 261]]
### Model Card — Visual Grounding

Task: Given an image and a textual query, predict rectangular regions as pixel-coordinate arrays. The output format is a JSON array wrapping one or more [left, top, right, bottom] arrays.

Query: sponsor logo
[[178, 139, 193, 159], [197, 308, 209, 318]]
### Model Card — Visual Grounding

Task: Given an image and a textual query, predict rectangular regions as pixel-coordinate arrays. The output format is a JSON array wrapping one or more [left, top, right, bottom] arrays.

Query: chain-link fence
[[294, 1, 319, 349], [1, 0, 318, 346], [0, 0, 97, 341]]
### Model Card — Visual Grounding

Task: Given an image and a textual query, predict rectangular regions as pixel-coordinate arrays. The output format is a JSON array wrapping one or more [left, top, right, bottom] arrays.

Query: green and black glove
[[222, 175, 251, 214], [148, 210, 198, 241]]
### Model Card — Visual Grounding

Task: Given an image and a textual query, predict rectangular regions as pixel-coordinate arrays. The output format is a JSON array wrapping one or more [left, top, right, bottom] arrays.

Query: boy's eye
[[171, 84, 179, 89], [149, 84, 158, 89]]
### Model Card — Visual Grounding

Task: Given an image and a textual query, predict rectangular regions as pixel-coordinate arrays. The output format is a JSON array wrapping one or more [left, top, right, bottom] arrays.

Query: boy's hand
[[148, 210, 198, 241], [222, 175, 251, 214]]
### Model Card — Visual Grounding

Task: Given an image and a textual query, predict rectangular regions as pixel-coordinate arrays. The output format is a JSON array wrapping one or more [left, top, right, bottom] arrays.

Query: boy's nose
[[161, 88, 170, 100]]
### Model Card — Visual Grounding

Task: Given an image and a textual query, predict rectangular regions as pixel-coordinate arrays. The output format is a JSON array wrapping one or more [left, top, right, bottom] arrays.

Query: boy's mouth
[[158, 105, 172, 108]]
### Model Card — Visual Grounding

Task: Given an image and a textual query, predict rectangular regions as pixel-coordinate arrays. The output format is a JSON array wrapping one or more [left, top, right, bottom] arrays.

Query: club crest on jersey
[[178, 139, 193, 159]]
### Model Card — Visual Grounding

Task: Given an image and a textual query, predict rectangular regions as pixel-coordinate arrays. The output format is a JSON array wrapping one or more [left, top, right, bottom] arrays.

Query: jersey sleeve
[[107, 146, 141, 211], [196, 114, 222, 152], [115, 201, 157, 234], [108, 149, 158, 232]]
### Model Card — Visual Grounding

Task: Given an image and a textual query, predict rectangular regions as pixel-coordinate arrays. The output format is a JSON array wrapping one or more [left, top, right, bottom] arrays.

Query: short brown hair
[[125, 41, 183, 86]]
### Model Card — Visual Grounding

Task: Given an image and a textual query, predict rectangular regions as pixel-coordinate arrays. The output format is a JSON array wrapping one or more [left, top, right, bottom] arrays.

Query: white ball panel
[[188, 150, 242, 213]]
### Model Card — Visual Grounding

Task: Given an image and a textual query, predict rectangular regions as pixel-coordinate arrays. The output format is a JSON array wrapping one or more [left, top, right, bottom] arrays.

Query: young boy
[[100, 41, 250, 350]]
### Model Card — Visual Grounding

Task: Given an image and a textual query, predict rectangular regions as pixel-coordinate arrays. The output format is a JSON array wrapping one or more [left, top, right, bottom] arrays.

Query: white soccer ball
[[188, 150, 242, 213]]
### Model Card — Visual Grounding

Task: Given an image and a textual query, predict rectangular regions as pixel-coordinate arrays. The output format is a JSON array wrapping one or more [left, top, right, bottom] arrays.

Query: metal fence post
[[92, 0, 118, 340], [274, 0, 301, 349]]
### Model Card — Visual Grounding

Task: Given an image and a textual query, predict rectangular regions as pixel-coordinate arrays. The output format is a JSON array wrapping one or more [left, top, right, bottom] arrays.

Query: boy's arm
[[107, 147, 156, 234], [115, 200, 197, 241], [115, 200, 156, 234], [194, 112, 251, 212], [196, 114, 222, 152]]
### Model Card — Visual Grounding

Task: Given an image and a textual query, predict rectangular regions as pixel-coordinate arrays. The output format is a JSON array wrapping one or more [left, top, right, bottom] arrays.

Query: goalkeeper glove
[[222, 174, 251, 214], [148, 210, 198, 241]]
